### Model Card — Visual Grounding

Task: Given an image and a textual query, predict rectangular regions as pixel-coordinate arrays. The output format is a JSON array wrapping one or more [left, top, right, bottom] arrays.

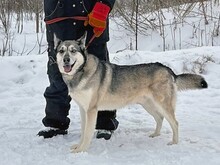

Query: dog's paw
[[167, 141, 178, 145], [71, 144, 80, 150], [70, 144, 81, 153], [149, 132, 160, 138], [70, 144, 85, 153]]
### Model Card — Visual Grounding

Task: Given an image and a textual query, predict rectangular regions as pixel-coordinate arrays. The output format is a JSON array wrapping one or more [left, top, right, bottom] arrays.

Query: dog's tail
[[175, 73, 208, 91]]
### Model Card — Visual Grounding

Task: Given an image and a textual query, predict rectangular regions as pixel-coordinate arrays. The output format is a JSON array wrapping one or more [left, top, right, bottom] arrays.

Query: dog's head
[[55, 34, 87, 76]]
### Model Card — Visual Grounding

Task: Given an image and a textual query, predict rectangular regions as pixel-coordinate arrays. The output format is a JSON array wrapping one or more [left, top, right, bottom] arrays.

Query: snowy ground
[[0, 46, 220, 165], [0, 2, 220, 164]]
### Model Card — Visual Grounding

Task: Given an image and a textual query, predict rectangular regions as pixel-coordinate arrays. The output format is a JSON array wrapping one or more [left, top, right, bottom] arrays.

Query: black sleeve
[[98, 0, 116, 9]]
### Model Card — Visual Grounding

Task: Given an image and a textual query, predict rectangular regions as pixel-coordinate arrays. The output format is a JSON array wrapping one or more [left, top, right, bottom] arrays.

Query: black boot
[[96, 130, 114, 140], [96, 111, 119, 140], [37, 128, 68, 138]]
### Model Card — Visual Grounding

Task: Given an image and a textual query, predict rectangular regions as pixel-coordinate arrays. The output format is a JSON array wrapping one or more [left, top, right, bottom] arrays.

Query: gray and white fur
[[55, 34, 208, 153]]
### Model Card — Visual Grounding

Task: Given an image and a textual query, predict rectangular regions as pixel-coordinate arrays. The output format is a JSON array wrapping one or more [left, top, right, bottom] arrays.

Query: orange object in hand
[[84, 2, 110, 37]]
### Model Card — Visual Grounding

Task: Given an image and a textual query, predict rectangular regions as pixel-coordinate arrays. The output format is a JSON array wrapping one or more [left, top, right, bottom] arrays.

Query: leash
[[45, 16, 96, 49], [45, 16, 88, 24]]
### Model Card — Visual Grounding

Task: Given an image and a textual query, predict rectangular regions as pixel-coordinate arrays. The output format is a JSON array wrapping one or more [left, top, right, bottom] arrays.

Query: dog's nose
[[63, 55, 70, 64]]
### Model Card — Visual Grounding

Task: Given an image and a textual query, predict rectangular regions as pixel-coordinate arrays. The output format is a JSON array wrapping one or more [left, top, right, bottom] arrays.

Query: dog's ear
[[53, 33, 62, 51], [76, 32, 87, 48]]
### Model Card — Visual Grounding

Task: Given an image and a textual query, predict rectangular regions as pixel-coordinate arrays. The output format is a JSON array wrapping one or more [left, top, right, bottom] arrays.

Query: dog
[[55, 34, 208, 153]]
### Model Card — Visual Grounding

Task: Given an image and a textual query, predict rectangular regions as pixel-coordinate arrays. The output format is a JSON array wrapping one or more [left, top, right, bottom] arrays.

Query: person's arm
[[98, 0, 116, 9], [85, 0, 116, 37]]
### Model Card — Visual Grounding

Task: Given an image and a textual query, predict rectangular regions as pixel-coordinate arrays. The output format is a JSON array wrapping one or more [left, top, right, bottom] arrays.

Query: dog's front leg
[[71, 106, 86, 151], [71, 107, 98, 153]]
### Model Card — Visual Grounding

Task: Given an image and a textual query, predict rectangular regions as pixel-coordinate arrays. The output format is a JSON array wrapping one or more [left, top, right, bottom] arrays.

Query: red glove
[[85, 2, 110, 37]]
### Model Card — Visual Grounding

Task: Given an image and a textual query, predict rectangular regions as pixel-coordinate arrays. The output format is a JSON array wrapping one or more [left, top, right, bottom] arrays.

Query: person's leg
[[87, 43, 119, 140], [38, 0, 73, 138], [38, 45, 71, 138], [44, 47, 71, 129]]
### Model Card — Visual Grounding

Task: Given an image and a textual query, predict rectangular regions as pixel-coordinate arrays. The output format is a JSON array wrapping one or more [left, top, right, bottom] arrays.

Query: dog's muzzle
[[63, 55, 75, 73]]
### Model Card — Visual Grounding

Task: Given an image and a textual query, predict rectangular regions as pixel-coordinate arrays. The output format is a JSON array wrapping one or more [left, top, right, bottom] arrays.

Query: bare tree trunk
[[200, 0, 209, 25], [36, 1, 39, 33], [135, 0, 139, 50]]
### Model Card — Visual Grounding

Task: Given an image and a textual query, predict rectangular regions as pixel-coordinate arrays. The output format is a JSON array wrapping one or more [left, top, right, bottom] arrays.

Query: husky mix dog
[[55, 34, 208, 153]]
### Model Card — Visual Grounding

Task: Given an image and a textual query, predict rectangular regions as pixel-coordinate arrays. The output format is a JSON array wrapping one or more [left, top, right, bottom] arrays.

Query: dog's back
[[97, 62, 207, 108]]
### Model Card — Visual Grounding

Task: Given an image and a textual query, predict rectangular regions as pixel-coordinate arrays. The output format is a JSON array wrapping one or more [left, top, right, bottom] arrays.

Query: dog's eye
[[59, 49, 64, 54], [70, 49, 77, 53]]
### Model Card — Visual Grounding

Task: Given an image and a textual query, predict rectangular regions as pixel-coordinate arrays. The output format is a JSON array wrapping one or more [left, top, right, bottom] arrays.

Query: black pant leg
[[43, 49, 71, 130]]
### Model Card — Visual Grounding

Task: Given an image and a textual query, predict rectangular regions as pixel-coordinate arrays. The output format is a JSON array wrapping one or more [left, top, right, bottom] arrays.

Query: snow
[[0, 46, 220, 165], [1, 3, 220, 164]]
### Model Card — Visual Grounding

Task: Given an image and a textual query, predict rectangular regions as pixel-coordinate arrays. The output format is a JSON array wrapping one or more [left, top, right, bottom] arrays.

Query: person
[[38, 0, 119, 140]]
